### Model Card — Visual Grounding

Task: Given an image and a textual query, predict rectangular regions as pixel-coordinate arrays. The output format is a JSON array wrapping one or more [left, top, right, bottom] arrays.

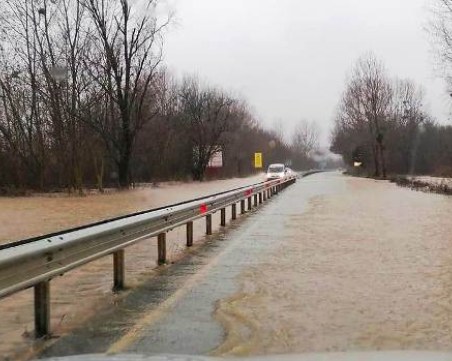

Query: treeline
[[0, 0, 316, 193], [332, 0, 452, 178], [331, 53, 452, 177]]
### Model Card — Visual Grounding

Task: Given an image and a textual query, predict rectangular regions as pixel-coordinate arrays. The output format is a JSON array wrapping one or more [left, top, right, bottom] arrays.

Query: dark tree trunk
[[118, 157, 129, 188], [372, 143, 380, 177]]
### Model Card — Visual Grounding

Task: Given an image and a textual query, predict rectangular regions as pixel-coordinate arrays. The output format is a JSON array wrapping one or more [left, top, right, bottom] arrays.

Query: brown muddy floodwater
[[4, 173, 452, 359], [213, 174, 452, 355], [0, 175, 262, 361]]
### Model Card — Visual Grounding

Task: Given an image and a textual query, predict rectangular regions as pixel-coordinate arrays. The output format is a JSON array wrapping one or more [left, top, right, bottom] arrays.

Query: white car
[[266, 163, 288, 181]]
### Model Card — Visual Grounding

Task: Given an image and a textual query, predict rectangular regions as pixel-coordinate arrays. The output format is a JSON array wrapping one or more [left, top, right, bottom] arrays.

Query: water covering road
[[36, 173, 452, 355], [19, 172, 452, 358]]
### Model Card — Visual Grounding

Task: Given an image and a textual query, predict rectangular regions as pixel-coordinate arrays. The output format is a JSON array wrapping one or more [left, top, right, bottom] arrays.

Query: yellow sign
[[254, 152, 263, 168]]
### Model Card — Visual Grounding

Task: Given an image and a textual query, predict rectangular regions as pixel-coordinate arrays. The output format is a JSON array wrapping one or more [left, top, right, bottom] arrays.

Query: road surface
[[12, 171, 452, 359]]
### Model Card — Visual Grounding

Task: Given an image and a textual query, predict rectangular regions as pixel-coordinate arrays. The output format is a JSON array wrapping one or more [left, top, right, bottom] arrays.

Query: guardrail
[[0, 175, 297, 338], [300, 169, 324, 177]]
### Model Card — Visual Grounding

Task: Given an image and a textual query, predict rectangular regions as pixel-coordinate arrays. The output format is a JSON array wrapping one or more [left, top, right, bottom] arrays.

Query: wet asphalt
[[39, 172, 339, 358]]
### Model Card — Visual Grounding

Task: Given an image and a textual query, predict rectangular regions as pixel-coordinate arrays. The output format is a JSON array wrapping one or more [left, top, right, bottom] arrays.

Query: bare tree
[[0, 0, 51, 188], [291, 119, 320, 157], [135, 69, 181, 180], [0, 0, 94, 192], [388, 78, 426, 173], [330, 54, 440, 177], [271, 119, 287, 146], [179, 77, 236, 181], [336, 54, 392, 177], [430, 1, 452, 77], [81, 0, 170, 187]]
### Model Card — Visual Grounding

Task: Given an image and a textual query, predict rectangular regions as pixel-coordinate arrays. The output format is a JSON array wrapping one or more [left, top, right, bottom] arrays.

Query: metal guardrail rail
[[0, 175, 297, 338]]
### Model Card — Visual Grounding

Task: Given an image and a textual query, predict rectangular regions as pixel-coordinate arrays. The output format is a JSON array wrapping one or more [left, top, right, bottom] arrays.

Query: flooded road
[[37, 171, 452, 359], [0, 175, 264, 361], [213, 173, 452, 355]]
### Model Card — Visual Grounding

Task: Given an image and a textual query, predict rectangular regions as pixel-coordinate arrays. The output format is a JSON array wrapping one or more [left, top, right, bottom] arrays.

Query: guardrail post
[[158, 233, 166, 265], [34, 281, 50, 338], [206, 214, 212, 235], [240, 200, 245, 214], [113, 250, 125, 291], [247, 197, 252, 210], [263, 191, 267, 201], [253, 194, 258, 207], [259, 192, 263, 204], [186, 221, 193, 247], [231, 203, 237, 220], [220, 208, 226, 226]]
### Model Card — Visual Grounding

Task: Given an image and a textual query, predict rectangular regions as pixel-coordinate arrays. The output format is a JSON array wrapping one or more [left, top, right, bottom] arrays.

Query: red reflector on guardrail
[[200, 204, 208, 214], [244, 189, 252, 196]]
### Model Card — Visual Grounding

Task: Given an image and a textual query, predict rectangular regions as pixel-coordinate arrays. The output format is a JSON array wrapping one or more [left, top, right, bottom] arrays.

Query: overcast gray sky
[[163, 0, 450, 146]]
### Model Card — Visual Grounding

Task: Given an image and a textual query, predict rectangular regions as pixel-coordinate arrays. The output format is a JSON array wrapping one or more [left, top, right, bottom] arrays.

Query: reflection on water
[[0, 176, 262, 361], [213, 175, 452, 355]]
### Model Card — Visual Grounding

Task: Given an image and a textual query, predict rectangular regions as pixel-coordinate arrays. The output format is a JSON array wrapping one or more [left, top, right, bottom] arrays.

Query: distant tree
[[271, 119, 287, 146], [330, 53, 443, 177], [179, 77, 236, 181], [333, 54, 392, 177], [291, 119, 320, 157], [386, 79, 426, 174]]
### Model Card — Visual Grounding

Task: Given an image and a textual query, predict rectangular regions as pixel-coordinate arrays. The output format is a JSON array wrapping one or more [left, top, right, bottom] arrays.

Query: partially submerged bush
[[393, 176, 452, 196]]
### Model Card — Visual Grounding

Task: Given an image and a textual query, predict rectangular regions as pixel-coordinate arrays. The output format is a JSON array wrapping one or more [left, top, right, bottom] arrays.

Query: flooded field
[[0, 175, 262, 361], [213, 173, 452, 355], [0, 175, 263, 244]]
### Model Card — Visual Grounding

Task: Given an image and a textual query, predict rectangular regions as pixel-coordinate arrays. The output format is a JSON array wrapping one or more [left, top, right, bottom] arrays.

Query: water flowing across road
[[9, 171, 452, 359]]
